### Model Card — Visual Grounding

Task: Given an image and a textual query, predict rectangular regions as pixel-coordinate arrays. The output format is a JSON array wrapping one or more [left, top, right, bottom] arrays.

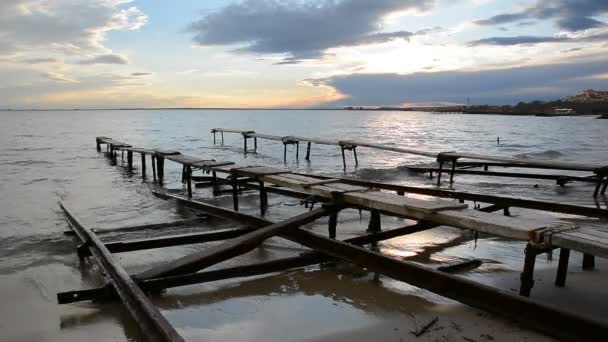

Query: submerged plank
[[134, 206, 334, 280]]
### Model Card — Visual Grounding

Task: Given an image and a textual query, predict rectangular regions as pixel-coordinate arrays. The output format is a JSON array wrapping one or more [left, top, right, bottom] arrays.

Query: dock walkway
[[96, 136, 608, 284], [209, 128, 608, 196]]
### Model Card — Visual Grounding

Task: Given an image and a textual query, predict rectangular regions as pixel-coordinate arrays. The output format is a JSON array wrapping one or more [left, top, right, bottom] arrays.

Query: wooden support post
[[555, 248, 570, 287], [296, 141, 299, 160], [127, 151, 133, 173], [212, 171, 219, 196], [96, 138, 101, 151], [186, 166, 193, 198], [328, 211, 338, 239], [254, 137, 257, 152], [283, 143, 287, 162], [353, 147, 359, 167], [503, 207, 511, 216], [519, 243, 537, 297], [449, 159, 457, 184], [141, 154, 146, 178], [243, 136, 248, 154], [213, 131, 216, 145], [259, 180, 268, 216], [157, 156, 165, 185], [305, 141, 311, 161], [436, 161, 444, 186], [121, 150, 124, 162], [601, 178, 608, 195], [221, 131, 224, 144], [582, 253, 595, 270], [134, 206, 334, 280], [181, 165, 186, 184], [341, 146, 347, 170], [593, 175, 604, 197], [231, 175, 239, 211], [367, 210, 381, 233], [152, 156, 157, 182]]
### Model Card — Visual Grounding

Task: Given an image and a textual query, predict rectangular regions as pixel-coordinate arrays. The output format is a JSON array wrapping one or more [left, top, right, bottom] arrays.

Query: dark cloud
[[188, 0, 434, 62], [78, 54, 128, 65], [468, 36, 569, 46], [474, 13, 529, 26], [131, 72, 152, 76], [474, 0, 608, 31], [310, 58, 608, 106], [468, 32, 608, 46], [22, 57, 59, 64]]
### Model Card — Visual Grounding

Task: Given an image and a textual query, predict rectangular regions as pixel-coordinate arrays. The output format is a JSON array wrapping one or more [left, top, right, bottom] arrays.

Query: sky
[[1, 0, 608, 109]]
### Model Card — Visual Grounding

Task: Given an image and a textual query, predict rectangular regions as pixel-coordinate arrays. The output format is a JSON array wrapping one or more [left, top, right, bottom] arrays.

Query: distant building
[[564, 89, 608, 102]]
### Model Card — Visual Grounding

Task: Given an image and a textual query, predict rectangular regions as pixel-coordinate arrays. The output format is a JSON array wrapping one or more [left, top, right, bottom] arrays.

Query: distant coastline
[[3, 89, 607, 116]]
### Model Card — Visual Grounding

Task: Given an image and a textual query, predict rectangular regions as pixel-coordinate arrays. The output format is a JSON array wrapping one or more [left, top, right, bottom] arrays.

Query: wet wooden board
[[191, 160, 235, 169], [228, 166, 291, 177], [164, 154, 208, 165], [262, 173, 553, 241], [552, 226, 608, 258], [155, 149, 181, 156]]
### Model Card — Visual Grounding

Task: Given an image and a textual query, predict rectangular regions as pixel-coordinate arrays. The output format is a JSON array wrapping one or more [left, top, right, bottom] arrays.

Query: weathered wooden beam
[[408, 167, 598, 184], [96, 228, 254, 254], [63, 217, 208, 236], [58, 201, 184, 342], [134, 206, 336, 280], [295, 173, 608, 219]]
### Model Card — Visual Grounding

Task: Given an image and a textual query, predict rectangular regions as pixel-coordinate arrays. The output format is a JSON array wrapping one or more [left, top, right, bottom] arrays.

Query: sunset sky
[[1, 0, 608, 109]]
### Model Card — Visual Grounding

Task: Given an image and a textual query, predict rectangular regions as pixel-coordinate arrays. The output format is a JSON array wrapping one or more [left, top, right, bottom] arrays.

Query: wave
[[514, 150, 563, 159], [354, 165, 415, 181]]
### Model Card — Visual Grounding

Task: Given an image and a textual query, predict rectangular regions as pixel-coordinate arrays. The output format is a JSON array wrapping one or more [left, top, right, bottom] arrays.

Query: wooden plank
[[230, 166, 290, 178], [550, 232, 608, 259], [294, 173, 608, 219], [58, 201, 184, 342], [64, 217, 209, 235], [164, 154, 208, 165], [263, 173, 550, 241], [211, 128, 245, 134], [154, 149, 181, 156], [134, 206, 334, 280], [191, 161, 235, 169], [349, 191, 469, 213], [103, 228, 255, 254]]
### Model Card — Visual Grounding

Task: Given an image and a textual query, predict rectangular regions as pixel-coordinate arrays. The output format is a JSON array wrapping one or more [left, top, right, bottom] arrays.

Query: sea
[[1, 109, 607, 341]]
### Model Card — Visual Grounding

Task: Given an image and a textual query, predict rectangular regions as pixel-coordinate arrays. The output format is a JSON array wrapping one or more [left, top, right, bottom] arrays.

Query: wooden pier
[[55, 136, 608, 341], [207, 129, 608, 197]]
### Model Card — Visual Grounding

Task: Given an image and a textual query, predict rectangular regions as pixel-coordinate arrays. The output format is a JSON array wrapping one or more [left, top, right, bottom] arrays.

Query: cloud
[[474, 13, 529, 26], [187, 0, 434, 62], [131, 72, 152, 76], [78, 54, 128, 65], [22, 57, 59, 64], [309, 57, 608, 106], [468, 32, 608, 46], [0, 1, 146, 55], [473, 0, 608, 31], [42, 71, 77, 83]]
